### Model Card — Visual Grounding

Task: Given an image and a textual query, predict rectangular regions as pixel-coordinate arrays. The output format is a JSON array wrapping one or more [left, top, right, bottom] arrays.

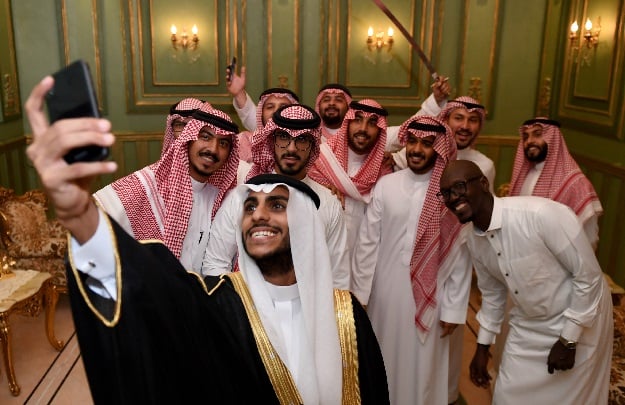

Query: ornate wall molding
[[0, 0, 21, 122]]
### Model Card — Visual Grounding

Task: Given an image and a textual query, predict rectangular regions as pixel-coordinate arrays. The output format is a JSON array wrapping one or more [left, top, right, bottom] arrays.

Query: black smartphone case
[[46, 60, 109, 163]]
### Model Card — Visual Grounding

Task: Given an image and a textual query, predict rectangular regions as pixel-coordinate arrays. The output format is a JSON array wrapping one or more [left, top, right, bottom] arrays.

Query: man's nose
[[251, 204, 269, 221], [286, 138, 298, 152]]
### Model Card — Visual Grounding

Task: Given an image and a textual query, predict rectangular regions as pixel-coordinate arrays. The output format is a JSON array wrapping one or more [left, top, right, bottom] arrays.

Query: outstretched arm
[[24, 76, 117, 244]]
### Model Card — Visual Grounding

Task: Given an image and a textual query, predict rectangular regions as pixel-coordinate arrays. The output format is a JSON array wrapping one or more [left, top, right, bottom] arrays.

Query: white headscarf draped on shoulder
[[234, 174, 342, 404]]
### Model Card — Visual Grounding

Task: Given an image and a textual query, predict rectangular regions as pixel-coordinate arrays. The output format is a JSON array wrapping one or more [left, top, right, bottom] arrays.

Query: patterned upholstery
[[0, 187, 67, 292], [611, 293, 625, 404]]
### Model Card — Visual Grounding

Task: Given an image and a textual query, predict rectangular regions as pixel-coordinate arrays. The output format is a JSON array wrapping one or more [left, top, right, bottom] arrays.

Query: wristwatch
[[559, 335, 577, 349]]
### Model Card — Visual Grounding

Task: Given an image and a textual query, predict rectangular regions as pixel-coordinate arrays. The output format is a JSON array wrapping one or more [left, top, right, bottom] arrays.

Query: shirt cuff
[[70, 208, 118, 299], [560, 320, 584, 342], [477, 327, 497, 345]]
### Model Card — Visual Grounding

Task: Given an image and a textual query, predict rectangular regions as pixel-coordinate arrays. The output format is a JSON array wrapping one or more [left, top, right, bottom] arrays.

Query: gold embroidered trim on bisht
[[334, 289, 361, 405], [227, 272, 303, 405], [66, 203, 122, 327]]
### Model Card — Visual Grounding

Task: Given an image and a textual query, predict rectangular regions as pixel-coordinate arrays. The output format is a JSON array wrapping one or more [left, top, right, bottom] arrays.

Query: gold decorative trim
[[266, 1, 300, 93], [468, 77, 482, 102], [66, 205, 123, 328], [227, 272, 303, 404], [345, 0, 418, 90], [333, 289, 360, 405], [458, 0, 501, 112], [1, 0, 20, 118], [147, 0, 219, 86], [59, 0, 105, 110], [557, 0, 622, 128], [537, 76, 552, 117]]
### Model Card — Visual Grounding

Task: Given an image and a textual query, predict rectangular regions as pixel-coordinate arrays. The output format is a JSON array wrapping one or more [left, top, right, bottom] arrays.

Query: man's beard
[[254, 247, 293, 277], [525, 143, 548, 162], [243, 238, 293, 277], [322, 113, 342, 127]]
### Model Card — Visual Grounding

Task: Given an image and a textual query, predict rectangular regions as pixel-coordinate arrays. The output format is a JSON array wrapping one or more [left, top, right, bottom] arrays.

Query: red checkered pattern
[[398, 115, 463, 333], [246, 104, 321, 180], [255, 92, 299, 129], [309, 99, 390, 196], [112, 102, 239, 258], [508, 118, 600, 216], [162, 98, 205, 156], [438, 96, 486, 123]]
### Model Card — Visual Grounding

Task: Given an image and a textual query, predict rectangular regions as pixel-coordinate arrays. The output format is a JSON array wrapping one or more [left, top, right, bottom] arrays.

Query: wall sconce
[[170, 24, 199, 51], [569, 17, 601, 65], [367, 26, 394, 52]]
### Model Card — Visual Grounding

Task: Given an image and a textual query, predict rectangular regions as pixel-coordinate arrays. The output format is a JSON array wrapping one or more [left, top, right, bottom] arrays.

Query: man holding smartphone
[[93, 102, 241, 274]]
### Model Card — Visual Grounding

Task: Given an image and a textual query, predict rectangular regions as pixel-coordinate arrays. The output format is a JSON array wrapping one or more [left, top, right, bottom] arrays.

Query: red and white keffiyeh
[[398, 115, 462, 333], [161, 98, 205, 156], [508, 118, 601, 216], [255, 88, 300, 129], [112, 102, 239, 258], [314, 84, 353, 140], [238, 88, 300, 163], [438, 96, 486, 123], [308, 99, 390, 198], [245, 104, 321, 180]]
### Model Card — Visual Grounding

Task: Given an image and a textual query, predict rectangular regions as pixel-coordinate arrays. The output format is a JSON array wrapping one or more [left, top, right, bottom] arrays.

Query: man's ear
[[479, 175, 490, 192]]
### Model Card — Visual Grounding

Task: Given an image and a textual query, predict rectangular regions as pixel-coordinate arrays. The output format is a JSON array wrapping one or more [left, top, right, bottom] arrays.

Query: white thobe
[[448, 146, 496, 401], [518, 161, 601, 249], [94, 171, 216, 274], [232, 92, 258, 132], [353, 168, 472, 405], [472, 196, 612, 405], [343, 150, 368, 253], [202, 175, 351, 289], [264, 282, 305, 384]]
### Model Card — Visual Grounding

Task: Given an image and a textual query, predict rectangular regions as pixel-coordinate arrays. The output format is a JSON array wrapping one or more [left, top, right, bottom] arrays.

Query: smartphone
[[226, 57, 237, 82], [45, 59, 110, 164]]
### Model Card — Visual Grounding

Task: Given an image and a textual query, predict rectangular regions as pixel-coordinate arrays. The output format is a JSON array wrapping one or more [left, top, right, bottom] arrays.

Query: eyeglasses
[[274, 130, 314, 152], [437, 175, 483, 202]]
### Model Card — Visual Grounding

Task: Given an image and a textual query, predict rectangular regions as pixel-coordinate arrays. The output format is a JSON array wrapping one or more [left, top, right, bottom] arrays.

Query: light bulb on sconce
[[568, 16, 600, 66], [569, 20, 579, 40], [367, 26, 394, 52], [171, 24, 199, 51]]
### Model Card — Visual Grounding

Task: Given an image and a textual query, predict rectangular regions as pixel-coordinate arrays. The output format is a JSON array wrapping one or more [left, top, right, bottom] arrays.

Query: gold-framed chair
[[0, 186, 67, 352]]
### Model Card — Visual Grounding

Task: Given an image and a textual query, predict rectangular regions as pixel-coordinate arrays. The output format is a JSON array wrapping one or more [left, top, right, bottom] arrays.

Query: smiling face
[[319, 93, 349, 128], [522, 124, 548, 162], [405, 134, 437, 174], [347, 111, 381, 155], [241, 186, 291, 261], [440, 160, 493, 231], [446, 108, 482, 150], [187, 126, 232, 181]]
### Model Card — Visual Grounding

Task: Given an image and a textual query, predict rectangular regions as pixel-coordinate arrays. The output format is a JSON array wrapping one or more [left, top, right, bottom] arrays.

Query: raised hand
[[25, 76, 117, 243], [432, 75, 451, 104]]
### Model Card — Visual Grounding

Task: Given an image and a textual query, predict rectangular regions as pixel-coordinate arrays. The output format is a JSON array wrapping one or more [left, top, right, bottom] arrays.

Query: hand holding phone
[[226, 57, 237, 82], [45, 60, 110, 164]]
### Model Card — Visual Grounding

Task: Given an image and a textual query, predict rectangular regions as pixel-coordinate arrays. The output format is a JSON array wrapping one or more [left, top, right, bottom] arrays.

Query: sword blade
[[371, 0, 438, 80]]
